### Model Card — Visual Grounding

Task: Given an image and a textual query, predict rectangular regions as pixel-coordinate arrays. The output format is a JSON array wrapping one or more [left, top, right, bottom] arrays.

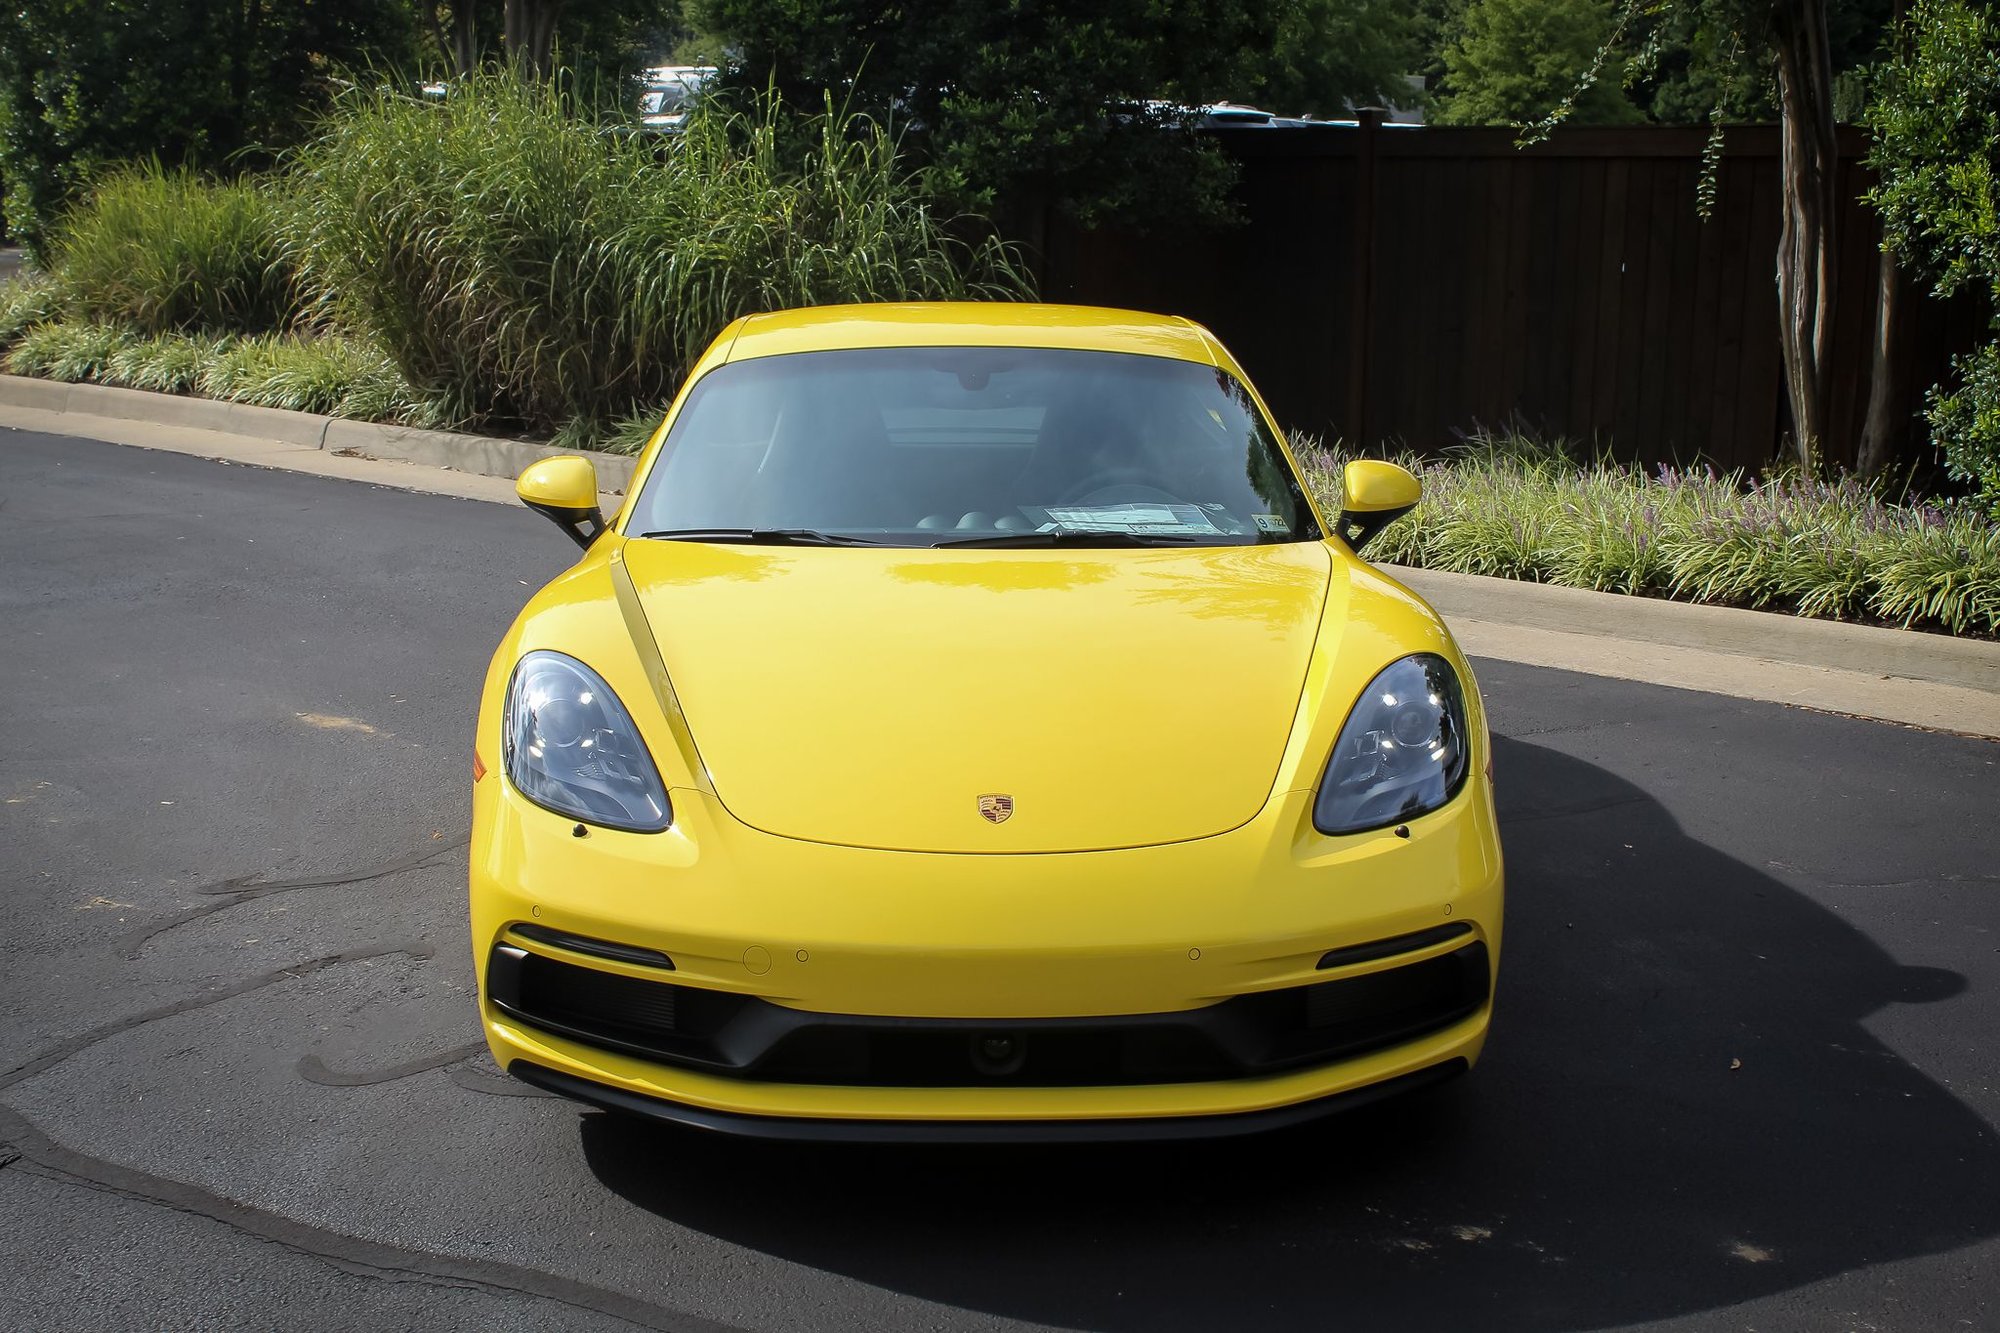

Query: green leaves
[[0, 0, 418, 257], [1867, 0, 2000, 515], [1868, 0, 2000, 305], [1435, 0, 1645, 128], [703, 0, 1300, 227], [1928, 341, 2000, 518]]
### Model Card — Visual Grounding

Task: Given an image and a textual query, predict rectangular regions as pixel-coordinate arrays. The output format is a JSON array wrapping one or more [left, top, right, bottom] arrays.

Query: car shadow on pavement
[[577, 735, 2000, 1331]]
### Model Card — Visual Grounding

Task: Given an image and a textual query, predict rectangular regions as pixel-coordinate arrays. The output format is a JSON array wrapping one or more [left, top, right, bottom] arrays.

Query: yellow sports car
[[471, 303, 1502, 1140]]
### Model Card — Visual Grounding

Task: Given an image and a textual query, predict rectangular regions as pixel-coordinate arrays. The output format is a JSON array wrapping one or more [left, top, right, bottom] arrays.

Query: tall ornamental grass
[[1300, 434, 2000, 637], [283, 74, 1030, 436], [53, 165, 302, 336]]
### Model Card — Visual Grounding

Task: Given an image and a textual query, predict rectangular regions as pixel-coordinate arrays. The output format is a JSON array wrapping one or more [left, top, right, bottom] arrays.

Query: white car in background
[[638, 66, 715, 134]]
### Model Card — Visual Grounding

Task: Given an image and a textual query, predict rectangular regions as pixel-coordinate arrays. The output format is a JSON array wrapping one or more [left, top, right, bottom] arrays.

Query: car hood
[[618, 539, 1333, 854]]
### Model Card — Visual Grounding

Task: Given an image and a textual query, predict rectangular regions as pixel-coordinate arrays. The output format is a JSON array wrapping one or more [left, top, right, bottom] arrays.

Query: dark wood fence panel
[[1034, 123, 1981, 472]]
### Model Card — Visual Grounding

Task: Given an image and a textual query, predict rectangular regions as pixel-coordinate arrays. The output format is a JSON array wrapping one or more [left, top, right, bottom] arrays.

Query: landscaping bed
[[0, 73, 1027, 456], [1295, 439, 1998, 638]]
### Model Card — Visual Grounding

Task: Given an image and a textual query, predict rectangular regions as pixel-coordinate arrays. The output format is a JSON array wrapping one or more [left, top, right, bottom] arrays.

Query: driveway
[[3, 428, 1996, 1332]]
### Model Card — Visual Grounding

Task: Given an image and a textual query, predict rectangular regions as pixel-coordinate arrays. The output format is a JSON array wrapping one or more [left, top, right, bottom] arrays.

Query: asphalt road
[[3, 427, 1997, 1333]]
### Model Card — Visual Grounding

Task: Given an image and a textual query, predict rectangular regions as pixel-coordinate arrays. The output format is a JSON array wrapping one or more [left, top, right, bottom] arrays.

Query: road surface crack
[[0, 942, 435, 1093], [297, 1041, 488, 1087], [0, 1104, 739, 1333], [118, 836, 469, 960]]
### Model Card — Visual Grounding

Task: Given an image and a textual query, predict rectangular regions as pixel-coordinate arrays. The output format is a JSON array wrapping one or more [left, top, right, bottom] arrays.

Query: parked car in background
[[638, 65, 715, 134]]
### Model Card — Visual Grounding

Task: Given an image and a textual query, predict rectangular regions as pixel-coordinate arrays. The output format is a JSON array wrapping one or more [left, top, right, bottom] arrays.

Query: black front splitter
[[508, 1057, 1467, 1144]]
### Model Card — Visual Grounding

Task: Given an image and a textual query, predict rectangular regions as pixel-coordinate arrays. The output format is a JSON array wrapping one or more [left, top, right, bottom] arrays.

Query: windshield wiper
[[929, 529, 1204, 549], [635, 527, 884, 547]]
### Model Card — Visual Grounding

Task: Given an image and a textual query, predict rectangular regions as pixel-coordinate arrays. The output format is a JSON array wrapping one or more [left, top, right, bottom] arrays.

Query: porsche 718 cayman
[[471, 303, 1503, 1140]]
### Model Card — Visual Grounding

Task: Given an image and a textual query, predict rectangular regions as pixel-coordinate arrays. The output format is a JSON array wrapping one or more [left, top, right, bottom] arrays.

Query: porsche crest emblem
[[977, 794, 1015, 824]]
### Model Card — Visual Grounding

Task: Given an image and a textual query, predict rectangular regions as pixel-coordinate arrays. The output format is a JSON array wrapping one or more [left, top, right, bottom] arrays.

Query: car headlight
[[1314, 653, 1470, 835], [502, 651, 672, 831]]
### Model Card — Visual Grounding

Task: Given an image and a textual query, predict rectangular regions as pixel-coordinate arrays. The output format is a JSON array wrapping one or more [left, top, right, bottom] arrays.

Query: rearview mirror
[[517, 456, 604, 550], [1337, 460, 1420, 553]]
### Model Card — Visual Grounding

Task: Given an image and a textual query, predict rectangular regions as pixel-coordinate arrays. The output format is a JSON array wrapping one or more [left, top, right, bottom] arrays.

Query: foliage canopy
[[698, 0, 1422, 227], [1867, 0, 2000, 512], [1434, 0, 1643, 126], [0, 0, 417, 256]]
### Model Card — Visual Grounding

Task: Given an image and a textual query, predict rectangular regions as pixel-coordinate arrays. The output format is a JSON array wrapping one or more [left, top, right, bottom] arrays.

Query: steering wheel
[[1055, 469, 1184, 506]]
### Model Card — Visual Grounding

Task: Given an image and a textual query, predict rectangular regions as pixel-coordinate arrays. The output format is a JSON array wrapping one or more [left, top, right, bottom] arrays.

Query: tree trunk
[[503, 0, 565, 79], [1856, 244, 1911, 476], [1857, 0, 1911, 479], [1771, 0, 1840, 470], [423, 4, 480, 77], [242, 0, 264, 135], [424, 3, 482, 77], [453, 3, 480, 77]]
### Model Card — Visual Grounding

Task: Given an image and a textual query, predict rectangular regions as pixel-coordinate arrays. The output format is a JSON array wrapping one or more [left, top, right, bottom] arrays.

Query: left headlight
[[502, 650, 672, 831], [1313, 653, 1470, 835]]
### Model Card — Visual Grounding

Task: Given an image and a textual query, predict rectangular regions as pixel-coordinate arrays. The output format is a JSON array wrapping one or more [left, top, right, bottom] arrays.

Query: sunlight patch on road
[[296, 712, 379, 734]]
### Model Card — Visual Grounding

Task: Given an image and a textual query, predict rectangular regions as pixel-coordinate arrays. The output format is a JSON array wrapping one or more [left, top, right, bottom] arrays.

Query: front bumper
[[508, 1057, 1470, 1142], [472, 777, 1503, 1133]]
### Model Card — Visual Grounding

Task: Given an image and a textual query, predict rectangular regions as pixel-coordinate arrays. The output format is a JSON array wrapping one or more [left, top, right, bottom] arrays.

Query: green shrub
[[53, 163, 301, 336], [0, 272, 65, 349], [3, 319, 133, 380], [1306, 434, 2000, 636], [602, 402, 671, 456], [548, 415, 608, 453], [194, 331, 427, 420], [10, 310, 435, 424], [104, 332, 221, 394], [1869, 506, 2000, 632], [550, 401, 670, 457], [1929, 341, 2000, 519], [283, 74, 1029, 437]]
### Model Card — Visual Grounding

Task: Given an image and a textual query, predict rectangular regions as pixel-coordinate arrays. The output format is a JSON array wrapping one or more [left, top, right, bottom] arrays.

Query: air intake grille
[[488, 938, 1489, 1088]]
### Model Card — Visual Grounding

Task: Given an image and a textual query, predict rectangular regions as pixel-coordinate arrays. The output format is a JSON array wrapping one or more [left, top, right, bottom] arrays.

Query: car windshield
[[639, 85, 691, 115], [626, 346, 1320, 547]]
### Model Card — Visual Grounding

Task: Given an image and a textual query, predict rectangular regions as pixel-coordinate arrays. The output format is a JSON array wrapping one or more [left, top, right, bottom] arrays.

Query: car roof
[[721, 302, 1222, 367]]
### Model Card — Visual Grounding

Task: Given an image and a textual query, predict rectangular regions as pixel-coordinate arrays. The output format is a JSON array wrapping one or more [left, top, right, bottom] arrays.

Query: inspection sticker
[[1252, 513, 1291, 534]]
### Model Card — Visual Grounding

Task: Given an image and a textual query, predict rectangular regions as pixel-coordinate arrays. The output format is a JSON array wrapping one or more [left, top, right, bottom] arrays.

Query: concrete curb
[[1387, 565, 2000, 694], [1384, 564, 1999, 738], [0, 374, 638, 492]]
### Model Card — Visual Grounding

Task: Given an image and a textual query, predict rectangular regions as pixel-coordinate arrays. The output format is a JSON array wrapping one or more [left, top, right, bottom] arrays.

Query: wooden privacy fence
[[1032, 119, 1983, 473]]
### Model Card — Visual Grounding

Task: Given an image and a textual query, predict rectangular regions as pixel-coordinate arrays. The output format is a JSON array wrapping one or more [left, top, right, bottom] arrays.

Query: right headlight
[[502, 650, 672, 832], [1313, 653, 1470, 835]]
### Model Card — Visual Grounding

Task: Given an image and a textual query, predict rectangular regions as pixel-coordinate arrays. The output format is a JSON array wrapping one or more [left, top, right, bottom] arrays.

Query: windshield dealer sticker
[[1029, 504, 1226, 536], [1252, 514, 1290, 534]]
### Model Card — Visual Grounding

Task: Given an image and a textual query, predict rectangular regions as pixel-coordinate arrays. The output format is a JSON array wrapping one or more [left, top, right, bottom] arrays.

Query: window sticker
[[1252, 513, 1290, 534], [1024, 504, 1227, 536]]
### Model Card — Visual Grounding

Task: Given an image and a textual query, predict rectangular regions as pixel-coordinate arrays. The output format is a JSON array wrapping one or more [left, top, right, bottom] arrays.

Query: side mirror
[[1337, 460, 1420, 553], [517, 456, 604, 550]]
